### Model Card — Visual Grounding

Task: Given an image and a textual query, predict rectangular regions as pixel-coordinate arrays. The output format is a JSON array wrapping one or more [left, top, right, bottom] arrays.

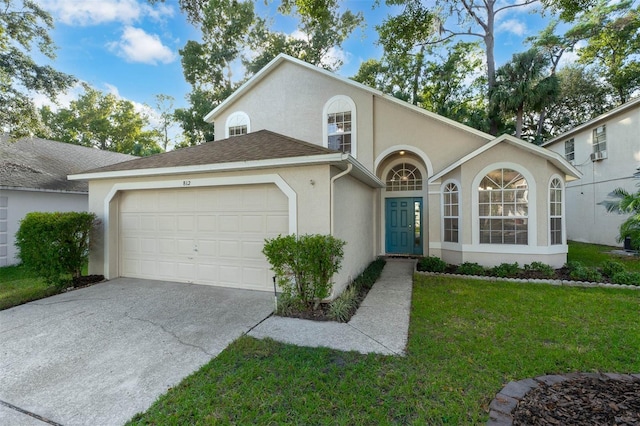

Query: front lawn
[[0, 264, 59, 310], [129, 275, 640, 425], [568, 240, 640, 272]]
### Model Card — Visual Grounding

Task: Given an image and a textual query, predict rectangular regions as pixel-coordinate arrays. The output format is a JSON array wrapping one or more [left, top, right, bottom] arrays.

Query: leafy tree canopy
[[38, 86, 162, 156], [0, 0, 76, 138]]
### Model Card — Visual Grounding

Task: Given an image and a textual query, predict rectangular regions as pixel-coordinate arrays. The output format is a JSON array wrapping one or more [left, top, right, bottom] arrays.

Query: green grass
[[0, 264, 59, 310], [568, 240, 640, 272], [128, 275, 640, 425]]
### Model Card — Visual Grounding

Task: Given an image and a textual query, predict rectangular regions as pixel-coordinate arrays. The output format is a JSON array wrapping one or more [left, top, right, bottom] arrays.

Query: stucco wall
[[332, 168, 377, 297], [430, 142, 568, 268], [214, 61, 376, 170], [545, 106, 640, 247], [0, 189, 87, 266], [85, 165, 335, 281]]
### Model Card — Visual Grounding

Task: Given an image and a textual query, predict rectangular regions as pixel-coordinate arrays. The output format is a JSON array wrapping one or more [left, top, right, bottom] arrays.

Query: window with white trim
[[386, 163, 422, 191], [324, 96, 356, 155], [478, 168, 528, 245], [564, 139, 575, 162], [327, 111, 352, 153], [443, 182, 459, 243], [225, 111, 250, 138], [593, 125, 606, 153], [550, 178, 562, 245]]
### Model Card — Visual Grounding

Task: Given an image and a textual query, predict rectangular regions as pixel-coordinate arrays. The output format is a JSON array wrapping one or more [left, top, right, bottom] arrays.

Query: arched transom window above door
[[386, 163, 423, 191]]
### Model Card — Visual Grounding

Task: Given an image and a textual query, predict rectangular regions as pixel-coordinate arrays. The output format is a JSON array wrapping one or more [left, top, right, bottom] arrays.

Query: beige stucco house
[[70, 54, 580, 296], [542, 97, 640, 247]]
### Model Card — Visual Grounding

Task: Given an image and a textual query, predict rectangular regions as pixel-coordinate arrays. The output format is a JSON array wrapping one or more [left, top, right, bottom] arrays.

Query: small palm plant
[[602, 184, 640, 250]]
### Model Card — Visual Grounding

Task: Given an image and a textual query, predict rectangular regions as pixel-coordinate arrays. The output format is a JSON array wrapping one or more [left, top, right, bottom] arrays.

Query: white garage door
[[118, 184, 288, 291]]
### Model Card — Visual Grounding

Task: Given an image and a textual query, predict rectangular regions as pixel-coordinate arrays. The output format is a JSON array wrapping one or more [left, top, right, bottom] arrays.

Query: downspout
[[330, 162, 353, 236]]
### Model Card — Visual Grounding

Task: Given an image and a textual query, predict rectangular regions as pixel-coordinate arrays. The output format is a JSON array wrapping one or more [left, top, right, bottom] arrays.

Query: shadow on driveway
[[0, 278, 274, 425]]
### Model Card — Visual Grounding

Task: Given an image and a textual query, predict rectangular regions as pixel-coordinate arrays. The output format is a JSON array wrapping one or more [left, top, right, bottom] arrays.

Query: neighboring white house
[[542, 97, 640, 247], [71, 54, 580, 296], [0, 136, 134, 266]]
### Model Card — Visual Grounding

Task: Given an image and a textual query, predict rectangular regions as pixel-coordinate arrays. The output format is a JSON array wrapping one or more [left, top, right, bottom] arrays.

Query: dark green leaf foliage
[[263, 234, 345, 309], [568, 264, 604, 283], [455, 262, 486, 276], [352, 258, 386, 292], [418, 256, 447, 273], [611, 271, 640, 286], [15, 212, 96, 287], [524, 261, 556, 278], [600, 260, 626, 278], [491, 262, 521, 278], [328, 286, 358, 322], [0, 0, 77, 139], [602, 185, 640, 250]]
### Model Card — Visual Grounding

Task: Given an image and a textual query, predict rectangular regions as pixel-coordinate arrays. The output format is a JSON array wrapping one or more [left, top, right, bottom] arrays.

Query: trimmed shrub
[[611, 271, 640, 286], [353, 258, 386, 292], [569, 265, 603, 283], [456, 262, 486, 276], [600, 260, 626, 278], [491, 262, 520, 278], [328, 286, 359, 322], [418, 256, 447, 273], [524, 262, 555, 278], [15, 212, 96, 287], [263, 234, 346, 309]]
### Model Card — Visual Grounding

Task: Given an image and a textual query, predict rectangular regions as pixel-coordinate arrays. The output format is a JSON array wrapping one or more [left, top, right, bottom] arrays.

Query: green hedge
[[15, 212, 96, 286]]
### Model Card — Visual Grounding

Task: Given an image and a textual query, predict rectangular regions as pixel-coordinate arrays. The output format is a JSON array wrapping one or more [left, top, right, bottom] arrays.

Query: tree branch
[[495, 0, 539, 14]]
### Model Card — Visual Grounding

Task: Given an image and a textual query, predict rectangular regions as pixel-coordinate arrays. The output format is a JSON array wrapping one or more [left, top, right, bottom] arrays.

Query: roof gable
[[429, 134, 581, 183], [204, 54, 494, 141], [0, 135, 134, 192], [542, 96, 640, 147]]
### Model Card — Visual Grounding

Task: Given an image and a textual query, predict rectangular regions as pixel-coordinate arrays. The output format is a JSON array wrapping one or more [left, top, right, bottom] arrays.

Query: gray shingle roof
[[0, 135, 136, 192], [80, 130, 339, 175]]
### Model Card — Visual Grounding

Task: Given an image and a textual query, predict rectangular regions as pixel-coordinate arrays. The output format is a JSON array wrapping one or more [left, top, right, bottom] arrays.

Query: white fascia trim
[[204, 54, 495, 140], [428, 134, 581, 184], [345, 156, 385, 188], [69, 153, 346, 181], [542, 96, 640, 147], [0, 186, 87, 195], [101, 174, 297, 279]]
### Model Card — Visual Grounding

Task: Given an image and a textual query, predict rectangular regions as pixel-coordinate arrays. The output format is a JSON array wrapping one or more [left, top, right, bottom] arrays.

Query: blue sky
[[37, 0, 565, 124]]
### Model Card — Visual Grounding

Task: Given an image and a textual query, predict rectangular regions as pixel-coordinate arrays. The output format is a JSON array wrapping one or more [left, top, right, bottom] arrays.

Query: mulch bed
[[67, 274, 105, 289], [513, 376, 640, 425]]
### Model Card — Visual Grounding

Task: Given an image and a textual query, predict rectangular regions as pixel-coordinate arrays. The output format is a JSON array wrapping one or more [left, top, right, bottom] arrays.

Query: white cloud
[[41, 0, 173, 26], [32, 82, 86, 110], [557, 40, 586, 68], [497, 19, 528, 36], [107, 26, 176, 65]]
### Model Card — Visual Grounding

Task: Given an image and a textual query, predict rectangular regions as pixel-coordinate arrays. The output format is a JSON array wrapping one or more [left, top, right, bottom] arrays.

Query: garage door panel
[[219, 215, 239, 232], [119, 184, 288, 290]]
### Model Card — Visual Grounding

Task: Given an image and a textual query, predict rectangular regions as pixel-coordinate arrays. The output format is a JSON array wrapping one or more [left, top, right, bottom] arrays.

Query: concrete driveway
[[0, 278, 274, 426]]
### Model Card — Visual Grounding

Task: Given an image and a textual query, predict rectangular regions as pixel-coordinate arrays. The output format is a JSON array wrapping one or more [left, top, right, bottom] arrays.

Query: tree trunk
[[485, 5, 498, 135], [516, 106, 524, 139]]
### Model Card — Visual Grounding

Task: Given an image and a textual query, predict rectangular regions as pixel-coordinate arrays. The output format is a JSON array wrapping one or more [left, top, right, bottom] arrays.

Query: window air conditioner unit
[[590, 151, 607, 161]]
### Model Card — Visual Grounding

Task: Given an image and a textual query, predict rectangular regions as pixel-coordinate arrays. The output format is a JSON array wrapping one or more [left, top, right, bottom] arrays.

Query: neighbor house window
[[443, 182, 459, 243], [386, 163, 422, 191], [228, 125, 247, 137], [593, 125, 606, 153], [225, 111, 250, 138], [549, 178, 562, 245], [323, 95, 356, 156], [478, 168, 528, 245], [564, 139, 575, 162]]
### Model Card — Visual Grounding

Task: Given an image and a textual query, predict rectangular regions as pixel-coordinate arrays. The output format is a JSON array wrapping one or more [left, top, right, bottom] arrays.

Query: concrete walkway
[[249, 258, 415, 356]]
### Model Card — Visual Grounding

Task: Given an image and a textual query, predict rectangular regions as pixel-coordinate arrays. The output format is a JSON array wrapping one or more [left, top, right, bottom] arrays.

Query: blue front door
[[385, 197, 423, 255]]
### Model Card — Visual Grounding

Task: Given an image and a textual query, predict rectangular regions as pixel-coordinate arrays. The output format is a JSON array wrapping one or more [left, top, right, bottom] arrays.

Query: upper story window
[[564, 138, 575, 162], [549, 178, 563, 245], [443, 182, 459, 243], [593, 125, 606, 153], [478, 168, 528, 245], [225, 111, 250, 138], [323, 95, 356, 156], [386, 163, 422, 191]]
